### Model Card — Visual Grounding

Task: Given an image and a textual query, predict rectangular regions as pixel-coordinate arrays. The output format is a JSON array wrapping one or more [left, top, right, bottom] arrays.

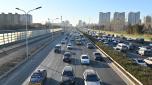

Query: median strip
[[82, 32, 152, 85]]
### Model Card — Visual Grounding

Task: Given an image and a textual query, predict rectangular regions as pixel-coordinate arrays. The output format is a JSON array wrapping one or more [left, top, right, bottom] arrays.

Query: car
[[83, 69, 101, 85], [87, 43, 94, 49], [29, 69, 47, 85], [80, 54, 90, 65], [132, 58, 147, 66], [115, 43, 128, 52], [67, 43, 73, 49], [125, 42, 135, 50], [144, 57, 152, 68], [138, 46, 152, 56], [76, 39, 82, 45], [61, 66, 75, 85], [65, 36, 68, 40], [93, 52, 103, 61], [61, 40, 66, 44], [135, 38, 144, 44], [63, 52, 71, 62], [54, 44, 61, 53], [82, 37, 86, 41], [70, 38, 74, 41]]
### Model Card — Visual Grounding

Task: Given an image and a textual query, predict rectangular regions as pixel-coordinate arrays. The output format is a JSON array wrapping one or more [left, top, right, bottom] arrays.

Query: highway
[[0, 32, 126, 85]]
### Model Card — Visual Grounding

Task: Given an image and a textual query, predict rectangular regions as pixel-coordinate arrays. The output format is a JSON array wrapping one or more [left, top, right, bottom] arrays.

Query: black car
[[93, 52, 103, 61], [135, 38, 144, 44], [63, 52, 71, 62], [54, 44, 61, 53]]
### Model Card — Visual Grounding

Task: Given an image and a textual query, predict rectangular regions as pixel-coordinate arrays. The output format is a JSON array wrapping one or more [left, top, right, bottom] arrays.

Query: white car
[[133, 58, 147, 66], [67, 43, 73, 49], [83, 69, 101, 85], [138, 46, 152, 56], [115, 43, 128, 52], [144, 57, 152, 68], [80, 54, 90, 65]]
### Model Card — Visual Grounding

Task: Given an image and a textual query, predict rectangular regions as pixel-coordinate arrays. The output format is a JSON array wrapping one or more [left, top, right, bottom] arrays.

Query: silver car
[[83, 69, 101, 85], [61, 66, 75, 85]]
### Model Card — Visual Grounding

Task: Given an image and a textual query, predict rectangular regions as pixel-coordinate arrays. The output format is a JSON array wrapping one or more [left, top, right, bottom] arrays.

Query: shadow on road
[[102, 82, 112, 85], [70, 58, 80, 66], [89, 60, 110, 68], [75, 77, 84, 85], [45, 77, 60, 85], [72, 47, 82, 51]]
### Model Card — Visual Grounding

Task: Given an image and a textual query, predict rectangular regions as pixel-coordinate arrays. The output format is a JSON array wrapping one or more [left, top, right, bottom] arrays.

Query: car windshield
[[138, 60, 144, 63], [31, 73, 43, 78], [64, 53, 70, 57], [63, 71, 73, 76], [55, 46, 61, 49], [68, 44, 71, 46], [88, 44, 92, 46], [95, 53, 101, 56], [86, 74, 99, 81], [82, 56, 88, 59]]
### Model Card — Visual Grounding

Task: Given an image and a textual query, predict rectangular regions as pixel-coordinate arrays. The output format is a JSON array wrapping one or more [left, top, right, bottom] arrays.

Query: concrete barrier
[[95, 45, 143, 85]]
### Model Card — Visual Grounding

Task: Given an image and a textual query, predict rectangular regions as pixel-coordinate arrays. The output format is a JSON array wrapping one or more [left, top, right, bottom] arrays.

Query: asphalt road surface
[[0, 33, 126, 85], [22, 34, 126, 85]]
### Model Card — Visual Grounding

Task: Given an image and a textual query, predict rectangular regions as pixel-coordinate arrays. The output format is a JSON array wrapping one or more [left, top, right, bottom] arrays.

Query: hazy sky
[[0, 0, 152, 25]]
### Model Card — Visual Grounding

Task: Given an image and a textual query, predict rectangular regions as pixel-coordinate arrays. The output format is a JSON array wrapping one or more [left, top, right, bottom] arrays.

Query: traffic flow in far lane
[[24, 31, 126, 85]]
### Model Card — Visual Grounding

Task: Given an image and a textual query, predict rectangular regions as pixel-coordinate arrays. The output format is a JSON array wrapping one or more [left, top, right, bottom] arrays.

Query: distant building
[[98, 12, 110, 30], [128, 12, 140, 25], [0, 13, 32, 27], [144, 15, 152, 33], [77, 20, 86, 27], [20, 14, 32, 25], [144, 16, 152, 27], [111, 12, 125, 31]]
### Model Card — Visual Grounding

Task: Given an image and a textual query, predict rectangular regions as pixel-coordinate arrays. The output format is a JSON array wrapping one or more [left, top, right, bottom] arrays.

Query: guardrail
[[95, 44, 143, 85]]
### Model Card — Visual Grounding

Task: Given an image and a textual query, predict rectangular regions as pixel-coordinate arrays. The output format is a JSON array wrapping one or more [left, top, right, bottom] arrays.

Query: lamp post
[[48, 18, 59, 40], [16, 6, 42, 59]]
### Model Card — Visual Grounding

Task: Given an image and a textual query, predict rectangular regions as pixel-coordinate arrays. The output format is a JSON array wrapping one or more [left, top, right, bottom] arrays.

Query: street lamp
[[16, 6, 42, 59], [48, 18, 59, 40]]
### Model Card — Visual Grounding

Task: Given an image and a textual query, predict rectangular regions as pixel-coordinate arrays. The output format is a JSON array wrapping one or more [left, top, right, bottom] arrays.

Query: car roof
[[81, 54, 88, 57], [117, 43, 127, 46], [56, 44, 61, 46], [93, 52, 100, 54], [68, 43, 72, 45], [64, 52, 71, 54], [34, 69, 46, 72], [87, 43, 92, 44], [63, 66, 73, 71], [84, 69, 96, 75]]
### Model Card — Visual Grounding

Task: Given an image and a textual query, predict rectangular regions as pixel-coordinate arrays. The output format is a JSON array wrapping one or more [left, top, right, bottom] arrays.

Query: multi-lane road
[[0, 32, 126, 85]]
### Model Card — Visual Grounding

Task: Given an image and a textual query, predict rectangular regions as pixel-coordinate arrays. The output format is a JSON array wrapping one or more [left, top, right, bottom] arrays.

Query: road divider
[[82, 32, 143, 85]]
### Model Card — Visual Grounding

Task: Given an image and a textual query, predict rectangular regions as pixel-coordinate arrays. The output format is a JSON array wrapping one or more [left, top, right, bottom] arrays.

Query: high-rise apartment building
[[99, 12, 110, 30], [128, 12, 140, 25], [111, 12, 125, 31], [0, 13, 32, 27], [20, 14, 32, 25], [144, 16, 152, 27]]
